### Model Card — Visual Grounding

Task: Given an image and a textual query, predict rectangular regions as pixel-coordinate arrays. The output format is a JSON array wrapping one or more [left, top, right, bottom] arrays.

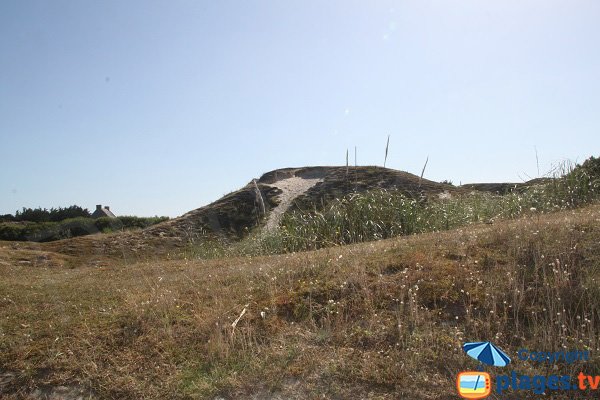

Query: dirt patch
[[28, 385, 95, 400], [1, 371, 94, 400]]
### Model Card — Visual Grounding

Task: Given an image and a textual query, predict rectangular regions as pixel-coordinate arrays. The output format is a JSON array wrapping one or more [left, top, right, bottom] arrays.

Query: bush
[[59, 217, 99, 237], [0, 214, 15, 223], [118, 216, 169, 230], [94, 217, 124, 233], [0, 223, 27, 241], [0, 215, 169, 242], [0, 222, 64, 242]]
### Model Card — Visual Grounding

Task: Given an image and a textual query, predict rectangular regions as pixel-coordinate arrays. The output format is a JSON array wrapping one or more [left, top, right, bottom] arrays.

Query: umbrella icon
[[463, 341, 511, 367]]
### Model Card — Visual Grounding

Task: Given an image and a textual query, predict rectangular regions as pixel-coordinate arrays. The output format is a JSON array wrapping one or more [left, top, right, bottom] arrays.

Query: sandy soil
[[264, 177, 322, 231]]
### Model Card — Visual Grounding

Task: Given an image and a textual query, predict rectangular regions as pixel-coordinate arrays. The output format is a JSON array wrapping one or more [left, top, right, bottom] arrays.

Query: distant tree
[[49, 205, 91, 222], [15, 207, 51, 222], [14, 205, 91, 223], [0, 214, 15, 223]]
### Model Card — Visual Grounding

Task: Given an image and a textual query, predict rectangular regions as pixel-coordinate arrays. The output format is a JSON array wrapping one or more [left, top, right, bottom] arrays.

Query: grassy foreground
[[1, 203, 600, 399]]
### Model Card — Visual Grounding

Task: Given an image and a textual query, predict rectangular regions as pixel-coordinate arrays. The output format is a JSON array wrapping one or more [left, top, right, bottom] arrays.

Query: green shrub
[[0, 214, 16, 223], [0, 223, 28, 241], [59, 217, 99, 237], [94, 217, 124, 233], [21, 222, 62, 242], [118, 216, 169, 230], [0, 218, 100, 242], [0, 215, 169, 242]]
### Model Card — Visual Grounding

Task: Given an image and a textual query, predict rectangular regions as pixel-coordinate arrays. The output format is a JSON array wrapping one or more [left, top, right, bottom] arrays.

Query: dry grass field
[[1, 203, 600, 399]]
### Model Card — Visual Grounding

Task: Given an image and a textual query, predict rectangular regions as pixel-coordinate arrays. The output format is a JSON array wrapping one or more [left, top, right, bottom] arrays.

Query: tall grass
[[178, 206, 600, 397], [187, 158, 600, 259], [4, 160, 600, 399], [272, 159, 600, 252]]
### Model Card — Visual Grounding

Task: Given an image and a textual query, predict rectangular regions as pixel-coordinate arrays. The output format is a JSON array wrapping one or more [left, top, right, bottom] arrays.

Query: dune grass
[[1, 157, 599, 398], [2, 205, 600, 399], [186, 158, 600, 259]]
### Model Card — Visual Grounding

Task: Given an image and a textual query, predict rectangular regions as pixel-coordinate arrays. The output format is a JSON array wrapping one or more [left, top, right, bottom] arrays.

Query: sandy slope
[[264, 176, 322, 231]]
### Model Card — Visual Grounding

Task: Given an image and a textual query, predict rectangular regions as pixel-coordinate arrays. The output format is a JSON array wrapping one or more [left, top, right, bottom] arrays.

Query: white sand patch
[[264, 177, 322, 231], [437, 191, 452, 200]]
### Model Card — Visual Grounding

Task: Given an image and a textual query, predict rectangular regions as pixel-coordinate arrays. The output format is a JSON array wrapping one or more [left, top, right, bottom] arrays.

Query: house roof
[[92, 205, 116, 219]]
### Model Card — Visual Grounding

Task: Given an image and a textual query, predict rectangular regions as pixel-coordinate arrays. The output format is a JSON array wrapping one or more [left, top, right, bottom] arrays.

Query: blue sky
[[1, 1, 599, 217]]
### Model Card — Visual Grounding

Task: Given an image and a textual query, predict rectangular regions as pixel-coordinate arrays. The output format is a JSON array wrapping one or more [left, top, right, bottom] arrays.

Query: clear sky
[[1, 1, 599, 217]]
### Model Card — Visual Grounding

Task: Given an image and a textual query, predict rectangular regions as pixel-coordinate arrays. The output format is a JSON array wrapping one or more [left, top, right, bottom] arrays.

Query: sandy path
[[264, 177, 322, 231]]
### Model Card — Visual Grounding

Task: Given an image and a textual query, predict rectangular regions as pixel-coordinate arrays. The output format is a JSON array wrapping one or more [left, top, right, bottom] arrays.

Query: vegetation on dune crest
[[273, 158, 600, 252], [189, 157, 600, 258]]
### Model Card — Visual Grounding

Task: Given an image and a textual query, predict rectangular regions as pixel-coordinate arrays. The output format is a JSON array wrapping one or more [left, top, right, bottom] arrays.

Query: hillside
[[1, 159, 599, 398], [460, 178, 552, 194], [151, 166, 459, 239], [12, 166, 459, 263], [1, 203, 599, 399]]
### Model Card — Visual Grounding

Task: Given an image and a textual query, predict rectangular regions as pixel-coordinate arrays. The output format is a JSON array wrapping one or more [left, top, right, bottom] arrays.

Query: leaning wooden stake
[[383, 135, 390, 168], [418, 156, 429, 188]]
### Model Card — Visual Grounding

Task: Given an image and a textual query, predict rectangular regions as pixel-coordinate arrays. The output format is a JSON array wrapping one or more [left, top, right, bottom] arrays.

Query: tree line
[[0, 205, 91, 223], [0, 204, 170, 242]]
